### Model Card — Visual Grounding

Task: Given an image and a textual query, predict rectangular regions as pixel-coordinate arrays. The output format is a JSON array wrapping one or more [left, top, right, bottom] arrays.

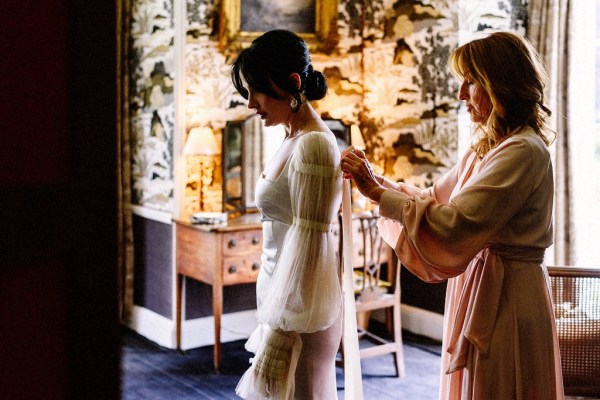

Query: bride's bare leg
[[295, 313, 343, 399]]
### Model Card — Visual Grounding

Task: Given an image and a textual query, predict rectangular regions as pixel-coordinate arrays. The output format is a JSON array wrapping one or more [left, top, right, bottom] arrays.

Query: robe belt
[[446, 245, 545, 373]]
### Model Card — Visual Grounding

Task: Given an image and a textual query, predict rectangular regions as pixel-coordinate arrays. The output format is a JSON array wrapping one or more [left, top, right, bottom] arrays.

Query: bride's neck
[[285, 103, 319, 139]]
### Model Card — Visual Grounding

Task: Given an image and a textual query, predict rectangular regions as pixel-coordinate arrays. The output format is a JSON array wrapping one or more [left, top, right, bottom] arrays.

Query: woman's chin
[[263, 119, 279, 127], [469, 114, 484, 124]]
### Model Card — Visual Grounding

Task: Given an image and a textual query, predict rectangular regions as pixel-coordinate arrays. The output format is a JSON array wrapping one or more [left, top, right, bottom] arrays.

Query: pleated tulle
[[236, 326, 302, 400]]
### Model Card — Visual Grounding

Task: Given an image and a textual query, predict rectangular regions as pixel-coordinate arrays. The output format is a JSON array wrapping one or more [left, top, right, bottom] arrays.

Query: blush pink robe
[[377, 129, 564, 399]]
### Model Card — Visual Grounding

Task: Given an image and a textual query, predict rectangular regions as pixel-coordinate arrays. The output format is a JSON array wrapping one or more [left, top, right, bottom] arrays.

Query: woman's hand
[[340, 146, 385, 204]]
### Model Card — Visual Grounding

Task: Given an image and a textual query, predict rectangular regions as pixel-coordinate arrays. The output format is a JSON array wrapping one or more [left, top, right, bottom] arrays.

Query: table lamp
[[183, 127, 219, 211], [351, 124, 366, 150]]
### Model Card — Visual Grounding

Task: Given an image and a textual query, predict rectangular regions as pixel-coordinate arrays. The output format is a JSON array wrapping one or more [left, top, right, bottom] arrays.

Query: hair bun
[[304, 68, 327, 101]]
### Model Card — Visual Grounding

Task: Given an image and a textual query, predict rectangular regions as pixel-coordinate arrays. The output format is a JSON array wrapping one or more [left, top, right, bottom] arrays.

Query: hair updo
[[231, 29, 327, 102]]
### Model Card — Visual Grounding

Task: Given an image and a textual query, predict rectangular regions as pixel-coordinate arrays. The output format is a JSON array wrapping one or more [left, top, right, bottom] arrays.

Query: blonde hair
[[450, 31, 555, 158]]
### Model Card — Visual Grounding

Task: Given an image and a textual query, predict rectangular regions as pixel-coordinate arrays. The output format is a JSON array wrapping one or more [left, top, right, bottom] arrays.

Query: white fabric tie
[[341, 179, 364, 399]]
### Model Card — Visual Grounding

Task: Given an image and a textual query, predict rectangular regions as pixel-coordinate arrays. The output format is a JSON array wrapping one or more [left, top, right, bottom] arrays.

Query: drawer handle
[[252, 236, 260, 245], [228, 265, 237, 274], [358, 249, 364, 256], [228, 239, 237, 248], [252, 262, 260, 271]]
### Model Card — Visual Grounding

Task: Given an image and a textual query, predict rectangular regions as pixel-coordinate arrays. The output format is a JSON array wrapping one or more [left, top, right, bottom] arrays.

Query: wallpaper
[[335, 0, 460, 187], [129, 0, 527, 212], [129, 0, 176, 212]]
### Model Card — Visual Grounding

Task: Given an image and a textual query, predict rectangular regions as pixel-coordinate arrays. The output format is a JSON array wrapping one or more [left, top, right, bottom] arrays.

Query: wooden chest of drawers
[[177, 224, 262, 286]]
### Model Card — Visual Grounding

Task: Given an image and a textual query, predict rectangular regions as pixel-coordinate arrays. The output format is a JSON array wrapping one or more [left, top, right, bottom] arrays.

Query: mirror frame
[[222, 116, 262, 214], [323, 118, 351, 151]]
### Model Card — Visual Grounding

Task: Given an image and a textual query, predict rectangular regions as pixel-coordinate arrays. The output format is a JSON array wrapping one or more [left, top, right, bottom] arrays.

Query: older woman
[[341, 31, 564, 399]]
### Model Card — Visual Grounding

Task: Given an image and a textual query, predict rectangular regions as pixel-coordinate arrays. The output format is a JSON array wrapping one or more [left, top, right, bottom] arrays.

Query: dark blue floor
[[121, 327, 442, 400]]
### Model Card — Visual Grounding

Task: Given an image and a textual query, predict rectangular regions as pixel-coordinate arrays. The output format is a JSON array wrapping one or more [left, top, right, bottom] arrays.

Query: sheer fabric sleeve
[[256, 131, 343, 333], [378, 134, 552, 282], [377, 158, 460, 263]]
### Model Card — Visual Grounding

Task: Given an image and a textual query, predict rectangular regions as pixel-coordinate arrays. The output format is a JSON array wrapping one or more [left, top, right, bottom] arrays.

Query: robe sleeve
[[377, 158, 460, 267], [256, 131, 343, 333], [378, 133, 552, 282]]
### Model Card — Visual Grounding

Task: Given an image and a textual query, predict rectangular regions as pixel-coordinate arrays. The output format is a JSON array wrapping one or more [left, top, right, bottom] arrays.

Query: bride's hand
[[340, 147, 385, 203]]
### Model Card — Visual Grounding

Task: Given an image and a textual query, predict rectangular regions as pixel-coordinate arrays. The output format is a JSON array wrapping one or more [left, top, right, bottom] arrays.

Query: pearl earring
[[290, 97, 298, 109]]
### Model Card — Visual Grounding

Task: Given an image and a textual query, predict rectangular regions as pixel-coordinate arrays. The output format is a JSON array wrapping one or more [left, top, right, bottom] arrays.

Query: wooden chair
[[547, 266, 600, 397], [337, 210, 406, 378]]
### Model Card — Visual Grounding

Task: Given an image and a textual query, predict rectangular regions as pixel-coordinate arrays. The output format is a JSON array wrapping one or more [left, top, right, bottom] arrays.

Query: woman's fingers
[[341, 154, 368, 183], [340, 152, 354, 172], [341, 146, 366, 162], [340, 151, 383, 202], [340, 146, 355, 158], [352, 147, 366, 159], [342, 152, 367, 170]]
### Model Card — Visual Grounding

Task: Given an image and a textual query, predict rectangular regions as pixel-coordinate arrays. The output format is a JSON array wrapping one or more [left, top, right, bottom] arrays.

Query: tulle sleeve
[[256, 131, 343, 333]]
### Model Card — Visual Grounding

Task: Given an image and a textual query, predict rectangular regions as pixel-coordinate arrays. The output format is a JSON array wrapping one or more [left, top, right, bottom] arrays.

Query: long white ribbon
[[342, 179, 364, 399]]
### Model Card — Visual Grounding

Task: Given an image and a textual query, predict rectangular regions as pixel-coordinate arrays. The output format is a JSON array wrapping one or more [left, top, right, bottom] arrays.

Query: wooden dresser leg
[[212, 282, 223, 372], [176, 274, 183, 352]]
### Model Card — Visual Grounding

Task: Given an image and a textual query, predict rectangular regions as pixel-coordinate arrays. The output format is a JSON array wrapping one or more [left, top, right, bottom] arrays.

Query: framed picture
[[219, 0, 338, 54]]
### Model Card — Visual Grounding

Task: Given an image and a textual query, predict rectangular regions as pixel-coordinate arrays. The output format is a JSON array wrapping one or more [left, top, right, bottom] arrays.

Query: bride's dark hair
[[231, 29, 327, 104]]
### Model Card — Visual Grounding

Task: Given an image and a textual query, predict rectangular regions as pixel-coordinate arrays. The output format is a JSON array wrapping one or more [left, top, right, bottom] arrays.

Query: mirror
[[323, 119, 351, 151], [222, 115, 264, 214]]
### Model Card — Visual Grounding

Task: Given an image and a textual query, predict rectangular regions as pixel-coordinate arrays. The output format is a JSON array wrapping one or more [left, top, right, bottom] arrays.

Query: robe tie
[[446, 245, 545, 373]]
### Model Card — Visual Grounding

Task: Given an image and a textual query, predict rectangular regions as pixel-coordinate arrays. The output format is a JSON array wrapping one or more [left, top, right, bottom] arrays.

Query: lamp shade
[[350, 124, 366, 150], [183, 127, 219, 156]]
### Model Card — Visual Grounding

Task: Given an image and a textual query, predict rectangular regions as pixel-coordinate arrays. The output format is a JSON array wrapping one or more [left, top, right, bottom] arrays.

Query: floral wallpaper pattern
[[129, 0, 527, 212], [354, 1, 460, 187], [129, 0, 175, 211]]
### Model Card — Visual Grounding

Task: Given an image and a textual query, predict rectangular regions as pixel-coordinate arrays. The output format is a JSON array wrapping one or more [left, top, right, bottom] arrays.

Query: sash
[[446, 245, 545, 372]]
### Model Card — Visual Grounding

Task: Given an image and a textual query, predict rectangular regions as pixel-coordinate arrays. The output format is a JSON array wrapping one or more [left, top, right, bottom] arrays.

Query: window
[[568, 0, 599, 267], [590, 0, 600, 266]]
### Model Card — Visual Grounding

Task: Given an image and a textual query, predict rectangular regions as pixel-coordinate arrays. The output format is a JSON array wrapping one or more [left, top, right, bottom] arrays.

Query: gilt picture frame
[[219, 0, 338, 55]]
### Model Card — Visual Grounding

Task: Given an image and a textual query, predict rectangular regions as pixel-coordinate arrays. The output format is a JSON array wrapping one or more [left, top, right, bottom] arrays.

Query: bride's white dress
[[236, 131, 343, 400]]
